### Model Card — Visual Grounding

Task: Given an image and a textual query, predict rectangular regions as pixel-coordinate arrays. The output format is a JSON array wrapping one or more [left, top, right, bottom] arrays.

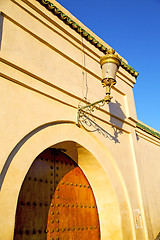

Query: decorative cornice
[[136, 122, 160, 140], [36, 0, 139, 78]]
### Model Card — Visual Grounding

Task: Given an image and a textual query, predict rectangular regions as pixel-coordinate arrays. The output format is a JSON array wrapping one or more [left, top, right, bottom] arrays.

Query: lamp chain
[[80, 34, 88, 101]]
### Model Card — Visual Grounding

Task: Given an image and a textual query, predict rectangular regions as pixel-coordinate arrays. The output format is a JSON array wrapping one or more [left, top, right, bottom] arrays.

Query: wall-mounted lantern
[[100, 48, 121, 103], [77, 48, 121, 125]]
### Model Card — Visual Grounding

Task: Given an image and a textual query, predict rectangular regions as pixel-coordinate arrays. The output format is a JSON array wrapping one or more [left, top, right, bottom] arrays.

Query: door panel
[[14, 148, 101, 240]]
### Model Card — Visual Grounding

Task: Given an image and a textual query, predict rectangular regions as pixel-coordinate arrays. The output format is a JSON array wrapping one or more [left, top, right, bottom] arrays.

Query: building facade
[[0, 0, 160, 240]]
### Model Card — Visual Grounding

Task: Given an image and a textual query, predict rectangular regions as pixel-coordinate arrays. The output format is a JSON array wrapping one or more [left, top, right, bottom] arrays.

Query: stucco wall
[[0, 0, 159, 240], [136, 127, 160, 239]]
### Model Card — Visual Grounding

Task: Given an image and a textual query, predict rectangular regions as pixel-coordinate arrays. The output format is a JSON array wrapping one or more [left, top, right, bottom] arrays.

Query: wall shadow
[[0, 14, 4, 50], [109, 100, 126, 143]]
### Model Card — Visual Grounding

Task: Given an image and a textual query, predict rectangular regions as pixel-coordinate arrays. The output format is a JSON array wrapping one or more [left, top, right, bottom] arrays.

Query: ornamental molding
[[37, 0, 138, 77], [136, 122, 160, 140]]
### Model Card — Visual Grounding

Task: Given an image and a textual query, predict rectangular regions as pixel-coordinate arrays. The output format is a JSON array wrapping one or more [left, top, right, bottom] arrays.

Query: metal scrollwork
[[77, 99, 122, 143], [77, 99, 105, 123]]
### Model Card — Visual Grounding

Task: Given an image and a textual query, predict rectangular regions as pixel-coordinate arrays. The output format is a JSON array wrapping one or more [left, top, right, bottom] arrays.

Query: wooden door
[[14, 148, 101, 240]]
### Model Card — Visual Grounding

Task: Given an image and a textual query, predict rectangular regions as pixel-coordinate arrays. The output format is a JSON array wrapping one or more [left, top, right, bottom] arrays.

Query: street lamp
[[100, 48, 121, 103], [77, 48, 121, 124]]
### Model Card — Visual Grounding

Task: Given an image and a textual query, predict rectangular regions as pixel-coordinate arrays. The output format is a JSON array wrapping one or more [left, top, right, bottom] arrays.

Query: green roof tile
[[136, 122, 160, 140], [37, 0, 139, 77]]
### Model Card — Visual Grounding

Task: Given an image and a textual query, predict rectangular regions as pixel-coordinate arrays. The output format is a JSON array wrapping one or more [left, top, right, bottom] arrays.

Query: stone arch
[[0, 122, 136, 240]]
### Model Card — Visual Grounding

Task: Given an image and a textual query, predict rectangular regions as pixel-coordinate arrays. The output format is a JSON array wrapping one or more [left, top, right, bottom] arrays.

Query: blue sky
[[56, 0, 160, 132]]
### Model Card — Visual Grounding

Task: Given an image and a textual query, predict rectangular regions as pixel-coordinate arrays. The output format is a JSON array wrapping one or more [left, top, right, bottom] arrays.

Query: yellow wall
[[136, 126, 160, 239], [0, 0, 159, 240]]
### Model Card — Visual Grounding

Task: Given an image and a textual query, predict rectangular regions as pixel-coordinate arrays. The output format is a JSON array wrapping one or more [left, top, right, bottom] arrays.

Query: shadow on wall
[[78, 100, 126, 144], [0, 13, 4, 50], [109, 100, 126, 143]]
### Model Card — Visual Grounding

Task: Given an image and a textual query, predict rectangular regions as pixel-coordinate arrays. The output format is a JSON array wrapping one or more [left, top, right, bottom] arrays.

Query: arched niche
[[0, 122, 135, 240]]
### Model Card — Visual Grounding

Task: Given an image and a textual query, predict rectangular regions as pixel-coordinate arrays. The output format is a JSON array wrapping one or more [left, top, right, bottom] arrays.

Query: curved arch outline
[[0, 121, 136, 240], [0, 121, 74, 190]]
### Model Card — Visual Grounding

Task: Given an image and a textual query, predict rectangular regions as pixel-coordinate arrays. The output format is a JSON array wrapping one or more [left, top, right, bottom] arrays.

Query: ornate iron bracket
[[77, 98, 106, 125], [77, 111, 121, 143], [77, 99, 122, 143]]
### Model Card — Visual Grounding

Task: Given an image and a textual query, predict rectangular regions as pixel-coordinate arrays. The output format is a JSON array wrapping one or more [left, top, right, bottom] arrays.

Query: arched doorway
[[13, 148, 101, 240]]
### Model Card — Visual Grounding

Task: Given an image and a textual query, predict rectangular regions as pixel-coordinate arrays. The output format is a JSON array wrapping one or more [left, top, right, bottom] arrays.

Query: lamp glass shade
[[101, 62, 118, 80]]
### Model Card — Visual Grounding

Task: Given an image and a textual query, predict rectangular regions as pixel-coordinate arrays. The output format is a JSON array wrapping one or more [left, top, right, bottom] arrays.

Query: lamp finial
[[107, 48, 115, 54]]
